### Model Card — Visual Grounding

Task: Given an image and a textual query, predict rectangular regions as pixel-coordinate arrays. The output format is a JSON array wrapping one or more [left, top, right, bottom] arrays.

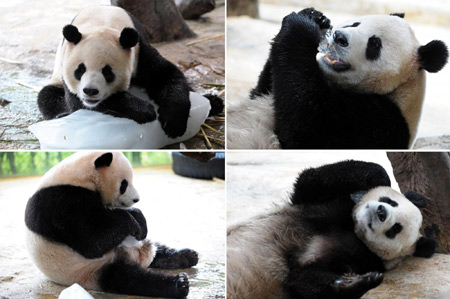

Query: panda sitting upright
[[25, 152, 198, 298], [248, 8, 448, 149], [38, 5, 193, 138], [227, 160, 436, 299]]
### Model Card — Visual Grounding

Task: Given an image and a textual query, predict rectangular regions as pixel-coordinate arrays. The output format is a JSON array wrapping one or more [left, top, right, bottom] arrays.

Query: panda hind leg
[[98, 252, 189, 298], [150, 243, 199, 269], [333, 272, 384, 298], [37, 84, 69, 120]]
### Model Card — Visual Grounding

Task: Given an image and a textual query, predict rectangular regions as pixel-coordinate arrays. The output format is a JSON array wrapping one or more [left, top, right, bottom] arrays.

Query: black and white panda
[[25, 152, 198, 298], [227, 160, 436, 299], [38, 5, 191, 138], [230, 8, 448, 149]]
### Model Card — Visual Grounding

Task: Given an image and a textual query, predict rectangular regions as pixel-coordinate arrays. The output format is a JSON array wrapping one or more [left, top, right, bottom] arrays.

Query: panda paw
[[158, 109, 188, 138], [173, 272, 189, 298], [177, 248, 199, 268], [333, 272, 384, 298], [298, 7, 331, 29]]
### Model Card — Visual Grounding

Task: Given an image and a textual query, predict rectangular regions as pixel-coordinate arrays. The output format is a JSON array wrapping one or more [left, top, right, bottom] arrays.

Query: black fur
[[119, 27, 139, 49], [95, 152, 113, 169], [102, 65, 115, 83], [343, 22, 361, 28], [249, 59, 273, 99], [378, 197, 398, 207], [253, 8, 411, 149], [63, 25, 82, 44], [74, 63, 86, 80], [418, 40, 449, 73], [283, 161, 388, 298], [150, 243, 199, 269], [25, 185, 145, 258], [203, 94, 224, 116], [37, 85, 67, 120], [385, 223, 403, 239], [366, 36, 382, 61], [413, 237, 437, 258], [120, 179, 128, 194], [404, 191, 427, 208], [98, 254, 189, 298], [390, 13, 405, 18]]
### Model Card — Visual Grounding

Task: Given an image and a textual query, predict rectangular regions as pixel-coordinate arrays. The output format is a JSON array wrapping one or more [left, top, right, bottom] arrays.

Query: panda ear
[[413, 237, 437, 258], [350, 191, 368, 204], [418, 40, 449, 73], [390, 13, 405, 18], [63, 25, 82, 45], [403, 191, 427, 208], [120, 28, 139, 49], [95, 152, 113, 169]]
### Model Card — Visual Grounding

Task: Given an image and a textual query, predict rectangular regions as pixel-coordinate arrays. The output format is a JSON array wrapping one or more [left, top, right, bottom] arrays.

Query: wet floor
[[0, 164, 225, 298], [0, 0, 224, 150]]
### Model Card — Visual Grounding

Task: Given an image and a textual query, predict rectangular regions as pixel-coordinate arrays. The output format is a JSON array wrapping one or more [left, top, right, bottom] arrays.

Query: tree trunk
[[227, 0, 259, 18], [30, 152, 36, 173], [176, 0, 216, 19], [112, 0, 196, 43], [387, 152, 450, 253], [7, 152, 16, 175], [132, 152, 142, 166]]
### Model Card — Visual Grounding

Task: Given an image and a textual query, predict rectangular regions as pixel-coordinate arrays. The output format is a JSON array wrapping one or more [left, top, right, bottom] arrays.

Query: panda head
[[61, 24, 139, 108], [317, 13, 448, 94], [40, 152, 140, 208], [352, 186, 436, 269]]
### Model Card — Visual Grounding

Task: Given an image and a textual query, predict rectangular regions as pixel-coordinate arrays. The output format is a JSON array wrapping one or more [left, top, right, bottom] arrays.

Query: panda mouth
[[85, 98, 100, 104], [322, 52, 351, 72]]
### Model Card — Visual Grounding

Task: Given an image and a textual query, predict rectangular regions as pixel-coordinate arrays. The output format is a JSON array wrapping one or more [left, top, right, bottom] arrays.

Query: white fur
[[353, 186, 423, 269], [226, 93, 280, 149]]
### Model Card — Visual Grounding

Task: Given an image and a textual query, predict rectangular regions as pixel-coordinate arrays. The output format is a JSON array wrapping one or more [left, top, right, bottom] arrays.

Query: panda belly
[[26, 230, 115, 289], [26, 230, 156, 290]]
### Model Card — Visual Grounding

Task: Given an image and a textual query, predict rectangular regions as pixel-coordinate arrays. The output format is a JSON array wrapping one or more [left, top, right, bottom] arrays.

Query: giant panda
[[228, 8, 448, 149], [25, 152, 198, 298], [38, 5, 195, 138], [227, 160, 436, 299]]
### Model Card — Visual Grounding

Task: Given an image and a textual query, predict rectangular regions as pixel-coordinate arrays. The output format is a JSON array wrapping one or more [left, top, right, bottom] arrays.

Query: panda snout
[[133, 198, 140, 203], [377, 205, 387, 222], [333, 30, 348, 47], [83, 87, 100, 97]]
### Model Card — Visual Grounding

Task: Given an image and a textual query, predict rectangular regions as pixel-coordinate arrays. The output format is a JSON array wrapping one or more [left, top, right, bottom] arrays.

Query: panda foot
[[177, 248, 199, 268], [172, 272, 189, 298], [150, 248, 199, 269], [298, 7, 331, 29], [333, 272, 384, 298]]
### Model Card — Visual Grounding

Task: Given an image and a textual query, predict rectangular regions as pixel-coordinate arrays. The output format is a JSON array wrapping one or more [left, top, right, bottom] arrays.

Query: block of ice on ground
[[58, 283, 93, 299], [29, 92, 211, 149]]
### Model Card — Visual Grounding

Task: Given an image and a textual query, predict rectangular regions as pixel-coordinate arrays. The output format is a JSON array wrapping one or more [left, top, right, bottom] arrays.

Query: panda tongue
[[325, 52, 343, 65]]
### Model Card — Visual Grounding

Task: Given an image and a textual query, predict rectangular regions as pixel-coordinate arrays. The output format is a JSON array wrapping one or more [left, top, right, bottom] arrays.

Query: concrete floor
[[0, 164, 225, 298], [227, 151, 450, 298], [227, 2, 450, 148]]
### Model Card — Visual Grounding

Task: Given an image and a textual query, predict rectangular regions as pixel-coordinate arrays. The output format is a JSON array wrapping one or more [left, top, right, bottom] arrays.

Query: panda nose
[[133, 198, 140, 203], [377, 205, 387, 222], [333, 30, 348, 47], [83, 88, 99, 97]]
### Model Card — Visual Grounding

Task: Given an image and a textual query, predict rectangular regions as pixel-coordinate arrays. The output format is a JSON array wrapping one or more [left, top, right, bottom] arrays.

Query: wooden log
[[227, 0, 259, 18], [176, 0, 216, 19], [387, 152, 450, 253], [112, 0, 196, 43]]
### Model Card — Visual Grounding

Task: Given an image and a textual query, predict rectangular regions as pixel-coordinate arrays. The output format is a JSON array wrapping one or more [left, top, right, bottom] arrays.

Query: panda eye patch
[[74, 63, 86, 80], [120, 179, 128, 194], [343, 22, 361, 28], [385, 223, 403, 239], [366, 36, 382, 61], [379, 197, 398, 207], [102, 65, 115, 83]]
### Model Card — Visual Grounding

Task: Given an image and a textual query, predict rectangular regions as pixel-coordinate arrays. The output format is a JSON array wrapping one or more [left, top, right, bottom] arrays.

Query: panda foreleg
[[127, 208, 148, 240], [37, 84, 69, 119], [96, 91, 157, 124], [290, 160, 391, 205], [249, 58, 273, 99], [98, 251, 190, 298], [149, 243, 199, 269]]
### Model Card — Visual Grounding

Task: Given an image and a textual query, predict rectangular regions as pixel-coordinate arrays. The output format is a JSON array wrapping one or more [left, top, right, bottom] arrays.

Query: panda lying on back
[[38, 6, 195, 138], [25, 152, 198, 298], [227, 160, 436, 299], [248, 8, 448, 149]]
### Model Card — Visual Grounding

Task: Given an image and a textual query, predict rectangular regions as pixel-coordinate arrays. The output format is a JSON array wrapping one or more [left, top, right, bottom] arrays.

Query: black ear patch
[[404, 191, 427, 208], [63, 25, 82, 45], [366, 36, 382, 61], [418, 40, 449, 73], [413, 237, 437, 258], [390, 13, 405, 18], [119, 27, 139, 49], [343, 22, 361, 28], [95, 152, 113, 169], [385, 223, 403, 239]]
